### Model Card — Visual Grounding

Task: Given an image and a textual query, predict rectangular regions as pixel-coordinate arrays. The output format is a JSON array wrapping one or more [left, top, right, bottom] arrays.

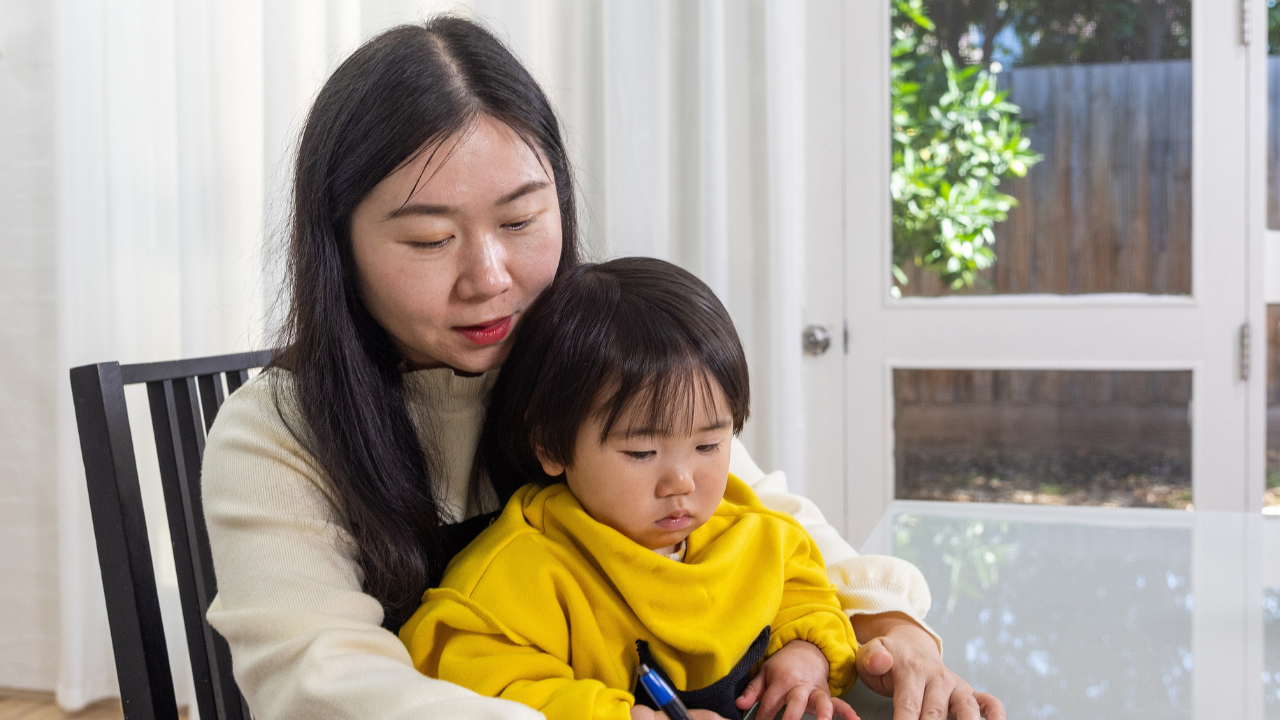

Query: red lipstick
[[455, 316, 513, 346]]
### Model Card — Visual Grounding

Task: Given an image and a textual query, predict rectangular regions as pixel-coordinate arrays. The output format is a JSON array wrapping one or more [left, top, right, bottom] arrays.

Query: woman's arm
[[202, 374, 543, 720], [728, 438, 940, 648]]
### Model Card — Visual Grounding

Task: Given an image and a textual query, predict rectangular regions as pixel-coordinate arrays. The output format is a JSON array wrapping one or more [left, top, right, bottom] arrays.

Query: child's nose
[[657, 464, 696, 497]]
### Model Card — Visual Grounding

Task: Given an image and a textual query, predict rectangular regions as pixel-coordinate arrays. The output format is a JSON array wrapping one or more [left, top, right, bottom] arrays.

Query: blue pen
[[637, 663, 693, 720]]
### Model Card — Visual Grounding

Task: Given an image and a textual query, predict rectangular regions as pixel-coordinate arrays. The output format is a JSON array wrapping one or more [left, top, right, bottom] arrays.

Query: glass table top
[[855, 501, 1277, 720]]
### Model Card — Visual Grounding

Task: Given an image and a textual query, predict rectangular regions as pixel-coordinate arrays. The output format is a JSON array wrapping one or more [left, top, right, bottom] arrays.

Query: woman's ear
[[534, 445, 567, 478]]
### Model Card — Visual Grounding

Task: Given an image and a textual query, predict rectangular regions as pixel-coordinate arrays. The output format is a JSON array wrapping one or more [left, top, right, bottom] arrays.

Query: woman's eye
[[502, 215, 537, 232], [696, 443, 720, 453], [624, 450, 655, 460], [409, 237, 451, 250]]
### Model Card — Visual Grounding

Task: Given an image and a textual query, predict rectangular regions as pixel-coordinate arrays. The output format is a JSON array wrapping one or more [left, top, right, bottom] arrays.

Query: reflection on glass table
[[858, 501, 1271, 719]]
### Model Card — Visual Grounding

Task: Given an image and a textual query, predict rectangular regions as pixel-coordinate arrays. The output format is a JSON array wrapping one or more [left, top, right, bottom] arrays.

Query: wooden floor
[[0, 688, 191, 720], [0, 691, 122, 720]]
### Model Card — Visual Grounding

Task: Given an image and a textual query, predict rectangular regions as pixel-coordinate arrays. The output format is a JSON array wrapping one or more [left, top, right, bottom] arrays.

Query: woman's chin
[[409, 345, 506, 375], [451, 341, 512, 374]]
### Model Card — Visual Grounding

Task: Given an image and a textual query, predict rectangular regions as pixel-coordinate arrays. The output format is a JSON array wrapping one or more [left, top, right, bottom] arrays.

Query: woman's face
[[350, 114, 564, 373]]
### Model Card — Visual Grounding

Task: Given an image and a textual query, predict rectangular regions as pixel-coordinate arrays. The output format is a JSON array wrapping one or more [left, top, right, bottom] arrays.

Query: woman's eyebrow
[[496, 179, 550, 206], [385, 180, 549, 220], [386, 202, 453, 219]]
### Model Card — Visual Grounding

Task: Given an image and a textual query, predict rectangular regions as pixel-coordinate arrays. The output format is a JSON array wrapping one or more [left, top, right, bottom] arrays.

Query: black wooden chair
[[70, 351, 272, 720]]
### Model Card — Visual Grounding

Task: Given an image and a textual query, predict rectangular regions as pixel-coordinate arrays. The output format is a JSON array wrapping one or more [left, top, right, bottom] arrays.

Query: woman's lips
[[655, 513, 693, 531], [455, 316, 513, 346]]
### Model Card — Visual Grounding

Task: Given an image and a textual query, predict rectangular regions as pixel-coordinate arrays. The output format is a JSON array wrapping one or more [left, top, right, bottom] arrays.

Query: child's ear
[[534, 445, 567, 478]]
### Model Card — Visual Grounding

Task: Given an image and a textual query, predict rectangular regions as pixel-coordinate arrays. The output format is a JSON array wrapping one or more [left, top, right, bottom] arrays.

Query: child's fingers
[[629, 705, 658, 720], [808, 690, 834, 720], [736, 672, 766, 710], [831, 696, 860, 720], [780, 686, 811, 720], [757, 679, 792, 720]]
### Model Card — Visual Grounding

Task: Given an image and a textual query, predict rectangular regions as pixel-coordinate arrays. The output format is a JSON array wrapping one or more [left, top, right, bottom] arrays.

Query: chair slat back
[[71, 351, 271, 720]]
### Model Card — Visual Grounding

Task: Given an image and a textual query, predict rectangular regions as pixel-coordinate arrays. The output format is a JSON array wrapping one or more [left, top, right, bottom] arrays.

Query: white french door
[[796, 0, 1269, 544]]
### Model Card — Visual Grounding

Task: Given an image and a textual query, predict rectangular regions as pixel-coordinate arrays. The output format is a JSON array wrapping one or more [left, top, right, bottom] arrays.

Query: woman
[[201, 17, 1004, 720]]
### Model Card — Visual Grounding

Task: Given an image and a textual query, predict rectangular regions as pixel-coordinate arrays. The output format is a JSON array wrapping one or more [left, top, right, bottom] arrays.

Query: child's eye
[[696, 443, 720, 453], [624, 450, 655, 460]]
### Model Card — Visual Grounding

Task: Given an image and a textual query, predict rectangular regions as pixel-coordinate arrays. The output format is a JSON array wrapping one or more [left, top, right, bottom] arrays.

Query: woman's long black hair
[[270, 17, 580, 628]]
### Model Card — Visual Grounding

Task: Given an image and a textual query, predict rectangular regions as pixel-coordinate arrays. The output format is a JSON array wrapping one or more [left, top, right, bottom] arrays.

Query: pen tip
[[638, 663, 652, 674]]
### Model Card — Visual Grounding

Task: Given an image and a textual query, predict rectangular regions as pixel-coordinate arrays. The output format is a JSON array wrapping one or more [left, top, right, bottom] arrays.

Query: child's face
[[537, 381, 735, 550]]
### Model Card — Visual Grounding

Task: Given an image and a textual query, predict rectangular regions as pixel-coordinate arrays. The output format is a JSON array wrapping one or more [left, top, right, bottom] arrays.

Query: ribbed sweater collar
[[401, 367, 498, 414]]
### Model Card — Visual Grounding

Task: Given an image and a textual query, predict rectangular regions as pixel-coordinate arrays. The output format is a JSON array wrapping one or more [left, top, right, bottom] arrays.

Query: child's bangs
[[593, 354, 726, 443]]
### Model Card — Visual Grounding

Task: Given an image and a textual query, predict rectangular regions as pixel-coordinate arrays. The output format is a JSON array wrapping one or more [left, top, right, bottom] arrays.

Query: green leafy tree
[[891, 0, 1042, 291], [916, 0, 1192, 70]]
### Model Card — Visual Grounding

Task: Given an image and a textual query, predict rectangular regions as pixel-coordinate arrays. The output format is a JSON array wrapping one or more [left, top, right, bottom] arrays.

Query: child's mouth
[[655, 512, 693, 531]]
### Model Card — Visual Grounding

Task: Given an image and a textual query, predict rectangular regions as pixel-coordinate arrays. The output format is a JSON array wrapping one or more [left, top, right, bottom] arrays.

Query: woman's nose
[[455, 232, 512, 301]]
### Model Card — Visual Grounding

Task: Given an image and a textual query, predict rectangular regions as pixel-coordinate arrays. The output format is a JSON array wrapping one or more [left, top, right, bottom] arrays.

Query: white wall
[[0, 0, 60, 691]]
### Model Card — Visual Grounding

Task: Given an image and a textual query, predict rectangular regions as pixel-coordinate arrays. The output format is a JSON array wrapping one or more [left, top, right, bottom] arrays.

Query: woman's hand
[[850, 612, 1005, 720], [735, 640, 858, 720]]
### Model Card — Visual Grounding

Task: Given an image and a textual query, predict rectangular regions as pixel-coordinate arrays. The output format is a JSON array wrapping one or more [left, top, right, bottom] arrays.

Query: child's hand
[[630, 707, 728, 720], [735, 640, 859, 720]]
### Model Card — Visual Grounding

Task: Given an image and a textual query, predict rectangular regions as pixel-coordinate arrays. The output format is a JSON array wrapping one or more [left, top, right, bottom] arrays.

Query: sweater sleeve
[[401, 588, 633, 720], [729, 438, 942, 651], [201, 374, 543, 720]]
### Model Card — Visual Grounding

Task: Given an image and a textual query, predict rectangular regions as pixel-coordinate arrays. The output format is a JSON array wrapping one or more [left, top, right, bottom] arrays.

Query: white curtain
[[52, 0, 809, 709], [53, 0, 267, 711]]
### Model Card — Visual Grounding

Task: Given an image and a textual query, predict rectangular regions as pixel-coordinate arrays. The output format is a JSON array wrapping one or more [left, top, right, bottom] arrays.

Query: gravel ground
[[896, 446, 1193, 509]]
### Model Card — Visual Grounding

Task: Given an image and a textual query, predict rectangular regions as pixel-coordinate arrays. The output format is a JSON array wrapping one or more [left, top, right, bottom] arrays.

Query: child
[[399, 258, 859, 720]]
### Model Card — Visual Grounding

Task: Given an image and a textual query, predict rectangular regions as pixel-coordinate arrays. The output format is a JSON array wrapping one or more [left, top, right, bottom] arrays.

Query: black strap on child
[[380, 510, 501, 632], [633, 626, 771, 720]]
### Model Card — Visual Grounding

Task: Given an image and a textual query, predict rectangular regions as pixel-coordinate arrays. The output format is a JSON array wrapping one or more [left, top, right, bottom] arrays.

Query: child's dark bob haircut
[[482, 257, 750, 493]]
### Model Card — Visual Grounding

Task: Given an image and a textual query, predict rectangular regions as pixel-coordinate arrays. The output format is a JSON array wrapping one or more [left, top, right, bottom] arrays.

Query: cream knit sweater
[[202, 368, 936, 720]]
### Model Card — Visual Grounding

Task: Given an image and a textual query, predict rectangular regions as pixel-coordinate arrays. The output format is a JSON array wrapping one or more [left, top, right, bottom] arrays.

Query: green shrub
[[891, 0, 1042, 292]]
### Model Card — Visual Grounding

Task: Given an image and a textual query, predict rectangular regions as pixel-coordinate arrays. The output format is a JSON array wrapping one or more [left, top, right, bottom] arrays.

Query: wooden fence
[[894, 369, 1193, 453], [903, 57, 1280, 294], [900, 59, 1195, 296]]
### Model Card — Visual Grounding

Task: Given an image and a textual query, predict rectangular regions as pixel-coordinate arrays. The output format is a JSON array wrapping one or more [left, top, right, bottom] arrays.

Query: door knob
[[802, 325, 831, 356]]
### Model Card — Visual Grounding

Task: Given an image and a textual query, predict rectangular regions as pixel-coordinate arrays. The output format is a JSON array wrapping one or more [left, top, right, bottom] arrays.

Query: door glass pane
[[891, 0, 1193, 297], [894, 369, 1192, 507]]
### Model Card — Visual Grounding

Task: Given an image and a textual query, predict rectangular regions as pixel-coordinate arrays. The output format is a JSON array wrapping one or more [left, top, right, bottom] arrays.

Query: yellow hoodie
[[399, 475, 858, 720]]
